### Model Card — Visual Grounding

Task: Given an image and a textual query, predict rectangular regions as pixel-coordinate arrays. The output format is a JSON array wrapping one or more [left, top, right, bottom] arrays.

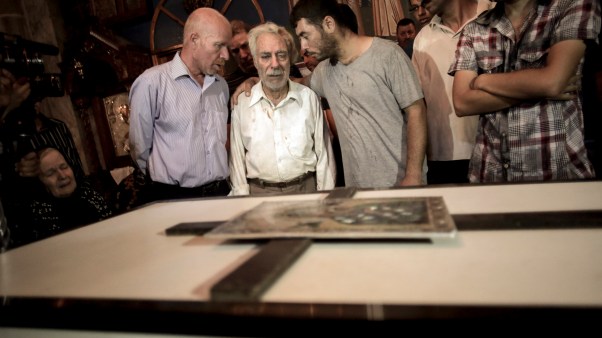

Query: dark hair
[[290, 0, 355, 32], [338, 4, 358, 34], [36, 147, 74, 172], [397, 18, 416, 29], [230, 19, 251, 36]]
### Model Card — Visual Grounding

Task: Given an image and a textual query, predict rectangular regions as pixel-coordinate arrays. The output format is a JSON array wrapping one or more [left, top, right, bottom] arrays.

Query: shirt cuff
[[229, 184, 250, 196]]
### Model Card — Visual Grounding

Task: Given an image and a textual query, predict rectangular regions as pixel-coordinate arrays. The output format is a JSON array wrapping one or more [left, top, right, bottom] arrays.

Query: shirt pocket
[[517, 49, 547, 69], [282, 126, 312, 160], [476, 51, 504, 74]]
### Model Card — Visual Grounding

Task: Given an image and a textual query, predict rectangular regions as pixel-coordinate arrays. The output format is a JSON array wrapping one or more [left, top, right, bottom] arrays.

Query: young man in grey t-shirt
[[290, 0, 427, 188]]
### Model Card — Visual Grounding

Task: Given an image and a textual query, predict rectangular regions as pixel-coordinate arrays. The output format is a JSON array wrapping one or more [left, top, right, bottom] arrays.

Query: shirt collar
[[429, 0, 497, 32], [475, 1, 540, 40], [474, 1, 506, 26], [429, 15, 443, 28], [249, 79, 301, 108], [169, 52, 190, 79], [169, 52, 218, 87]]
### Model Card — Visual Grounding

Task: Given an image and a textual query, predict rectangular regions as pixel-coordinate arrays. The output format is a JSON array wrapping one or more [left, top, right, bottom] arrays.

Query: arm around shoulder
[[230, 77, 259, 107]]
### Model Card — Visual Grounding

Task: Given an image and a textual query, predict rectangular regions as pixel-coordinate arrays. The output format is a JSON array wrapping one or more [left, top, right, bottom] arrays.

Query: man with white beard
[[229, 22, 335, 196]]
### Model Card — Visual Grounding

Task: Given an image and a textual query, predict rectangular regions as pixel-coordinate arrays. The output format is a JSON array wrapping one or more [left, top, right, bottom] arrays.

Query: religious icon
[[206, 197, 456, 239]]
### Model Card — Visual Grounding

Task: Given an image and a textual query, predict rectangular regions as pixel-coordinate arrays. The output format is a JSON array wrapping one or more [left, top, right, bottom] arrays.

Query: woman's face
[[39, 149, 77, 198]]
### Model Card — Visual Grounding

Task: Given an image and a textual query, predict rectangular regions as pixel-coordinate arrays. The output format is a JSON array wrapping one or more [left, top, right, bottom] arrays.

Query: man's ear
[[322, 16, 336, 34], [190, 32, 200, 46]]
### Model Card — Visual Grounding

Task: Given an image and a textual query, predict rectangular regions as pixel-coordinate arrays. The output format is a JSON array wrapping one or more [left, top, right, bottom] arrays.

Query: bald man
[[129, 8, 232, 201]]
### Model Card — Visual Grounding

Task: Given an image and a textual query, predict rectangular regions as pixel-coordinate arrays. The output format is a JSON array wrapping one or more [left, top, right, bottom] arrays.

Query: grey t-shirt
[[311, 38, 423, 188]]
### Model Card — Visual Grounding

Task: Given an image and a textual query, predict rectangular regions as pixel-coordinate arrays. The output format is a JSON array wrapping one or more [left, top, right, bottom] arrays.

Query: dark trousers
[[146, 179, 230, 202], [427, 160, 470, 185]]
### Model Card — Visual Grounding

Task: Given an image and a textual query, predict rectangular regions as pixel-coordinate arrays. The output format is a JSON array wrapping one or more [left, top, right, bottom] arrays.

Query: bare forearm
[[474, 69, 578, 100], [454, 87, 519, 116], [402, 100, 427, 185], [473, 40, 586, 99], [453, 70, 520, 116]]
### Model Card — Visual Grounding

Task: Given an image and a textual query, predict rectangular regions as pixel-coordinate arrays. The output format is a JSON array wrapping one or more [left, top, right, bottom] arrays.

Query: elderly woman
[[10, 147, 112, 247]]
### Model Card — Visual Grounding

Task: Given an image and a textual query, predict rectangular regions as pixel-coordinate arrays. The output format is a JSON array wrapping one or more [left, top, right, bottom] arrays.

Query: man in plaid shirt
[[450, 0, 601, 183]]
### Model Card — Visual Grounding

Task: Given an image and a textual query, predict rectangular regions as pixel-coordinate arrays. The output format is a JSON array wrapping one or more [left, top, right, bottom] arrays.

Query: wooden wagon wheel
[[149, 0, 265, 66]]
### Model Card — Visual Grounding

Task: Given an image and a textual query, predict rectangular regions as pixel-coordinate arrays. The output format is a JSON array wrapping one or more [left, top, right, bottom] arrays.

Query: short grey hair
[[247, 22, 298, 63]]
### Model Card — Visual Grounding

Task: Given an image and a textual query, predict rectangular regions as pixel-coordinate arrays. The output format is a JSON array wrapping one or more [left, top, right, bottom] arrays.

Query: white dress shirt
[[229, 80, 335, 195], [412, 0, 495, 161]]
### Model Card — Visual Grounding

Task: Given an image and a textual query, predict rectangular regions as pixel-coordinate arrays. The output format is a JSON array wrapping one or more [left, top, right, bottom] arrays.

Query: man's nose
[[240, 47, 249, 59], [300, 39, 308, 51], [270, 55, 279, 68], [220, 46, 229, 60]]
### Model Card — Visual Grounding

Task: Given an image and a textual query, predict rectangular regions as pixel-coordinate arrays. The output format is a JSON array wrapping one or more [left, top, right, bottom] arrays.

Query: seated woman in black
[[11, 147, 112, 247]]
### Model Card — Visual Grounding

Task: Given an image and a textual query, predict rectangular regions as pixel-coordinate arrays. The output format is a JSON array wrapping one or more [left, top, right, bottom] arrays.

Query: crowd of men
[[129, 0, 600, 202], [1, 0, 600, 249]]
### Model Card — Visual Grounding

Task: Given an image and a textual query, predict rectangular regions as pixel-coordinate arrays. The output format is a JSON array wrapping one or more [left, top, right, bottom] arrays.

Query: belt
[[151, 179, 230, 199], [193, 179, 229, 195], [248, 172, 315, 189]]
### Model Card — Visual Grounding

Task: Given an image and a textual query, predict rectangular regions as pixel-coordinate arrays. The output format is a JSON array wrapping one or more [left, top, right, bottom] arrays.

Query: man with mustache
[[226, 20, 258, 97], [227, 19, 304, 95], [229, 22, 335, 195], [129, 8, 232, 201], [396, 18, 417, 57]]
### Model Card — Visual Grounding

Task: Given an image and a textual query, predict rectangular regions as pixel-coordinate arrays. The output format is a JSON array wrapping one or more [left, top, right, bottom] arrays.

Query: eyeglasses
[[409, 0, 429, 13]]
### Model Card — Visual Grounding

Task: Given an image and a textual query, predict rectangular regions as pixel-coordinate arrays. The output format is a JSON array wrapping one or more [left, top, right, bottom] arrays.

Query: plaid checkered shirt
[[449, 0, 601, 182]]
